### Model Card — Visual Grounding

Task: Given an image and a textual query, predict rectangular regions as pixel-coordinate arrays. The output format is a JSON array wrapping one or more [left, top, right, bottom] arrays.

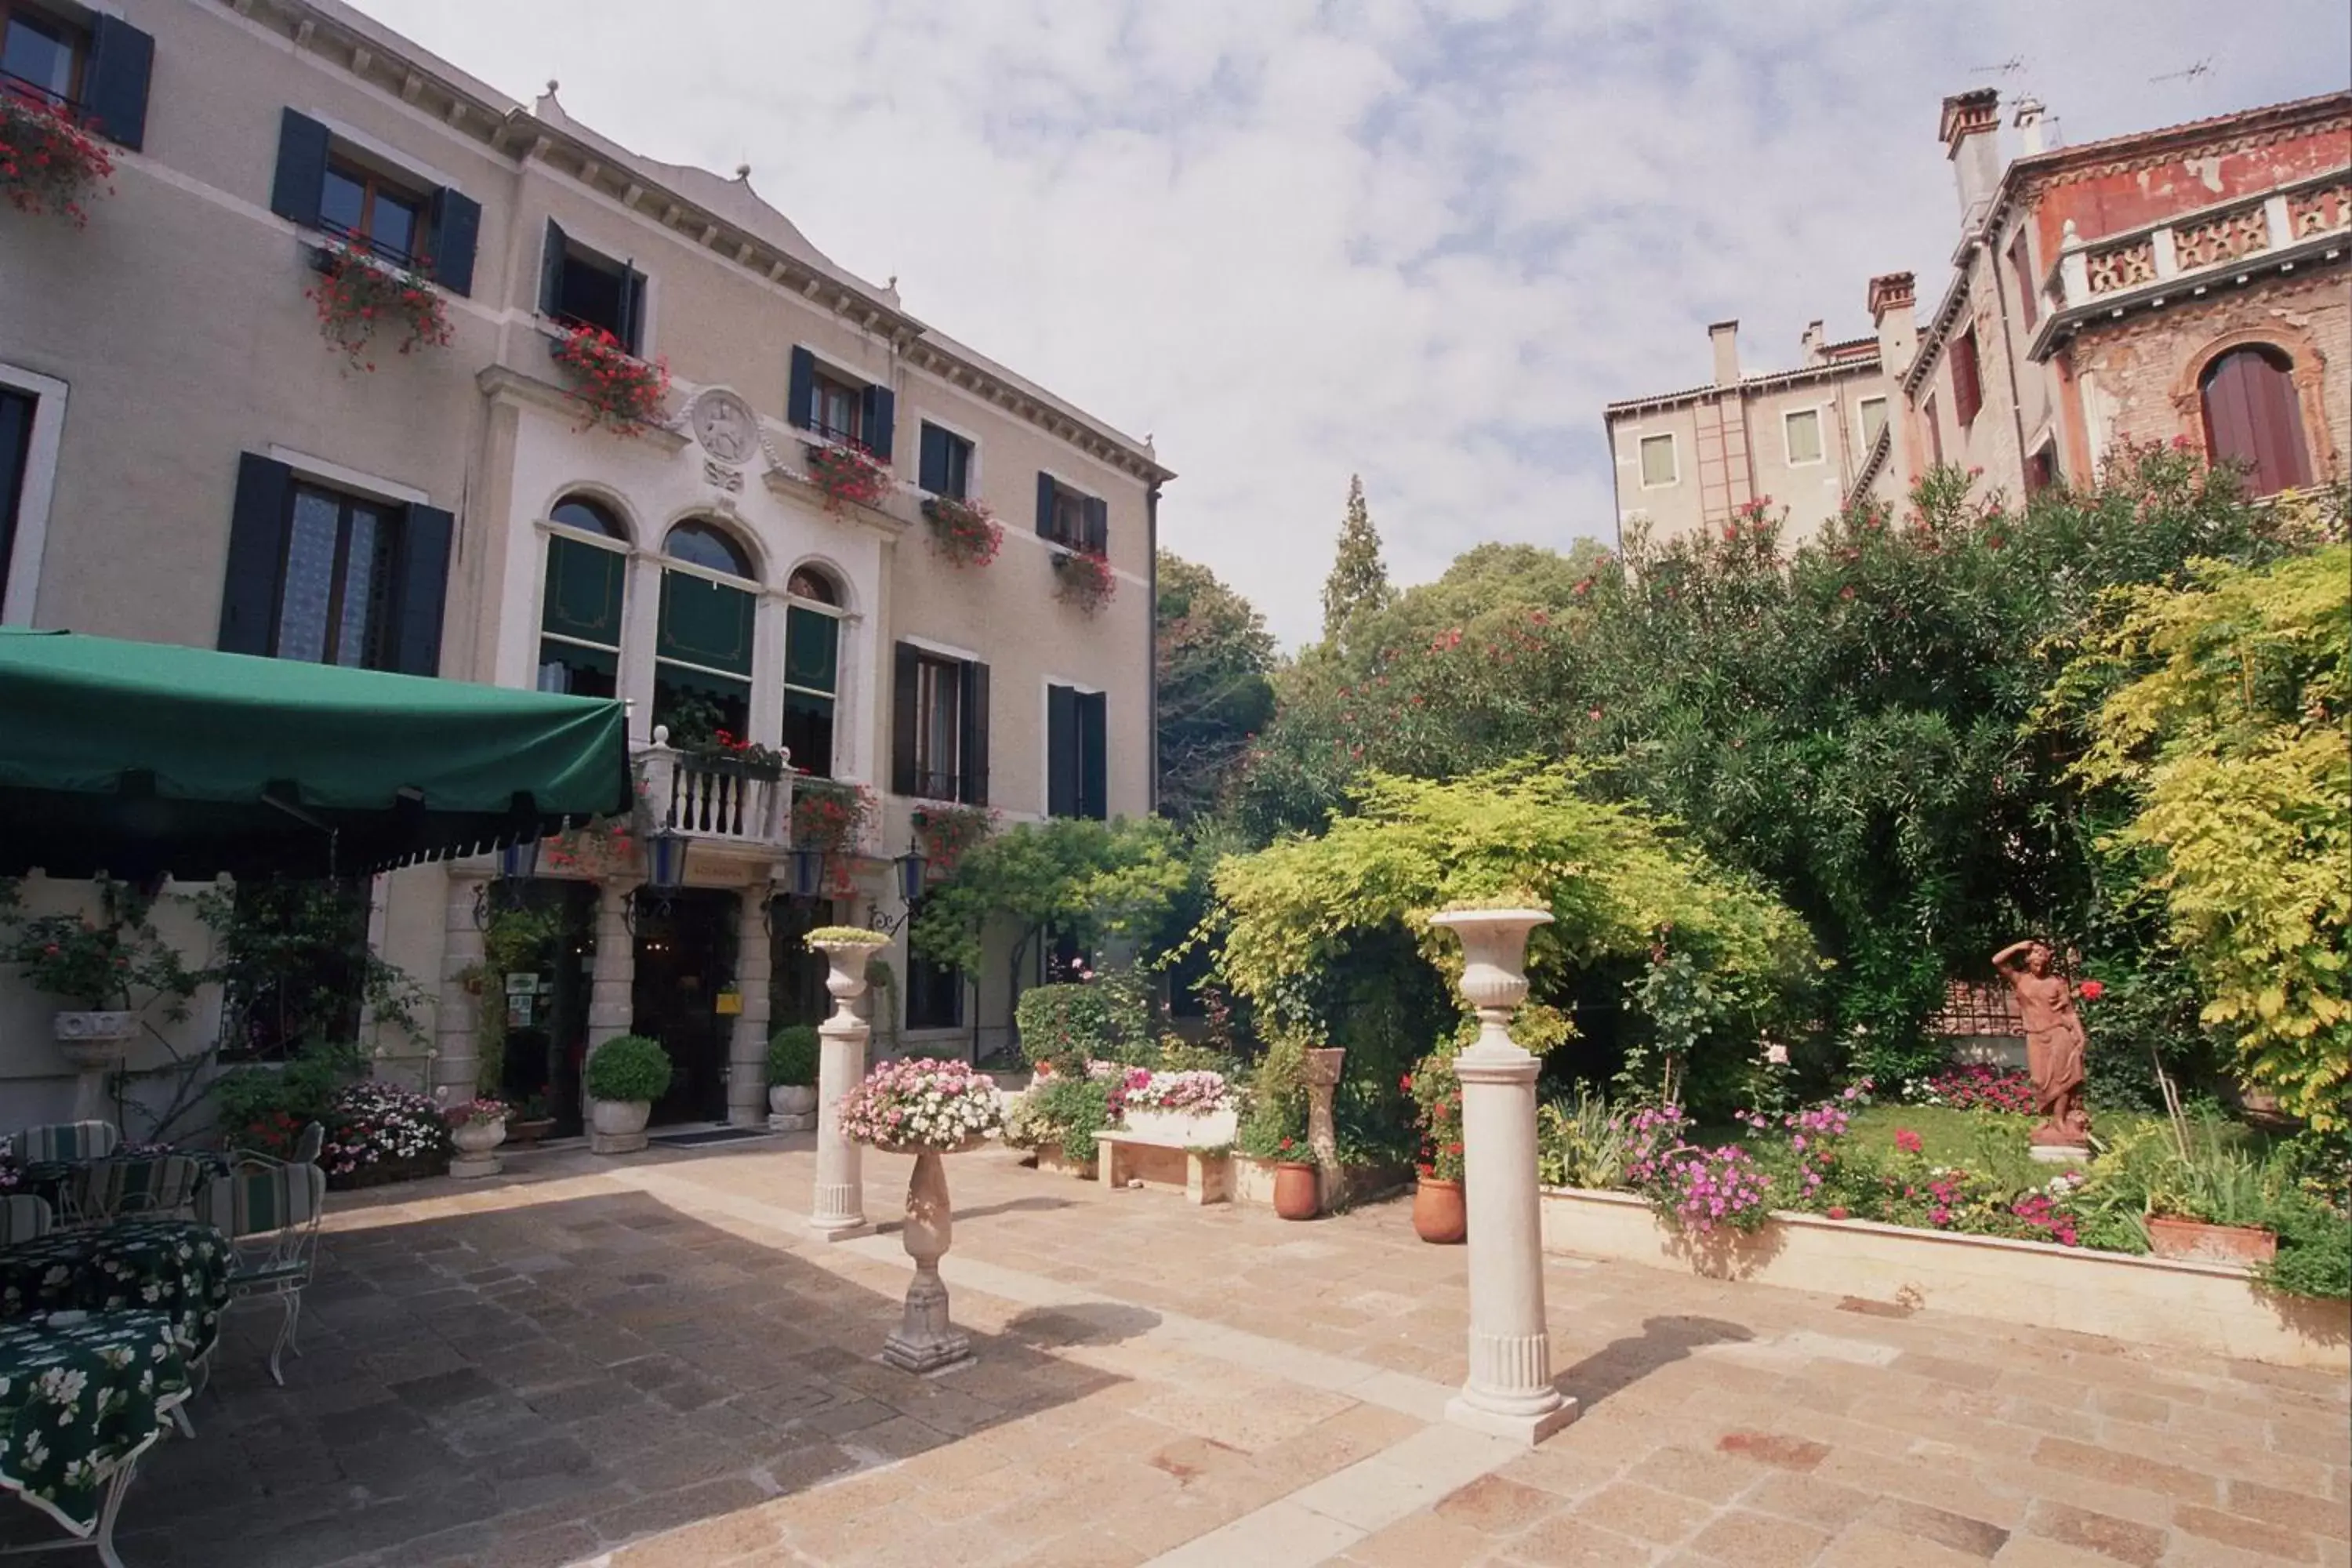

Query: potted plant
[[446, 1096, 510, 1178], [304, 240, 453, 372], [791, 783, 878, 895], [583, 1034, 672, 1155], [0, 92, 115, 226], [0, 877, 198, 1120], [910, 804, 995, 873], [836, 1057, 1005, 1372], [804, 440, 894, 511], [2143, 1146, 2281, 1266], [677, 728, 788, 782], [321, 1080, 452, 1189], [505, 1092, 557, 1145], [1408, 1050, 1468, 1243], [767, 1024, 821, 1128], [550, 323, 672, 434], [1052, 546, 1117, 614], [920, 495, 1003, 568]]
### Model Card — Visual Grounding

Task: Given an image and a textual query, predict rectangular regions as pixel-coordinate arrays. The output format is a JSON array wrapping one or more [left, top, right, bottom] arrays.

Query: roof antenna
[[1969, 55, 2025, 76], [2151, 57, 2214, 85]]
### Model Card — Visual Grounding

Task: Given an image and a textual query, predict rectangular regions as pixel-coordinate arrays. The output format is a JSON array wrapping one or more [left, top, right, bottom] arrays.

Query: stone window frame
[[1636, 432, 1679, 489]]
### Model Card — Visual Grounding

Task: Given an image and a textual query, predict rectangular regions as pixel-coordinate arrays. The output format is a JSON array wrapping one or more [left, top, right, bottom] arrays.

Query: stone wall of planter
[[1538, 1185, 2349, 1370]]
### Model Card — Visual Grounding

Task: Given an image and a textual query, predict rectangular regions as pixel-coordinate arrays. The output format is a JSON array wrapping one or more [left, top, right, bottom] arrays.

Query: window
[[892, 644, 989, 804], [905, 931, 964, 1031], [539, 495, 627, 699], [918, 423, 974, 499], [0, 387, 31, 617], [2200, 346, 2314, 496], [2009, 231, 2039, 331], [1036, 474, 1105, 550], [1951, 327, 1984, 429], [270, 111, 477, 292], [1784, 408, 1824, 466], [1, 2, 80, 103], [1638, 433, 1678, 488], [1857, 397, 1888, 449], [787, 348, 895, 459], [654, 520, 755, 741], [539, 219, 644, 353], [216, 454, 452, 674], [2024, 443, 2057, 497], [1047, 684, 1107, 820], [784, 570, 843, 779], [318, 156, 428, 267], [1924, 395, 1944, 467]]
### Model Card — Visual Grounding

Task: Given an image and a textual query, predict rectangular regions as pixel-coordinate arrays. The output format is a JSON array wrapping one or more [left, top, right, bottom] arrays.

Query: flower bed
[[1901, 1064, 2037, 1114], [804, 441, 891, 511], [306, 243, 452, 371], [1052, 547, 1116, 614], [551, 325, 671, 434], [837, 1058, 1003, 1150], [921, 496, 1003, 568], [1, 93, 114, 226], [321, 1081, 452, 1189]]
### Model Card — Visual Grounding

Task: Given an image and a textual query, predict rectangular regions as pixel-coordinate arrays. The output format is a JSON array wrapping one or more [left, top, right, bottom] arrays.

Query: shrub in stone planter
[[766, 1024, 820, 1089], [585, 1034, 673, 1105], [1006, 1074, 1116, 1168]]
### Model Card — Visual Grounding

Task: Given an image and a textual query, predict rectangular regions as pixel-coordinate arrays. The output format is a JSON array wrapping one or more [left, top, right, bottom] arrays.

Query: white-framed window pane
[[1785, 409, 1823, 464], [276, 492, 342, 664], [1859, 397, 1888, 447], [1639, 434, 1675, 487]]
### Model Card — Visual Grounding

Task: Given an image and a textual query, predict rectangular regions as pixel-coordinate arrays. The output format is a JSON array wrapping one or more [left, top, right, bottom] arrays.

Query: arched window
[[2201, 347, 2313, 496], [655, 520, 757, 741], [538, 496, 628, 698], [783, 567, 844, 776], [663, 518, 753, 579], [550, 495, 626, 539]]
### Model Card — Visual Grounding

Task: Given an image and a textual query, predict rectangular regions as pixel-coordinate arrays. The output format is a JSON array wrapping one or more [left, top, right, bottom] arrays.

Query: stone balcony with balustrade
[[634, 729, 794, 859], [2028, 169, 2350, 361]]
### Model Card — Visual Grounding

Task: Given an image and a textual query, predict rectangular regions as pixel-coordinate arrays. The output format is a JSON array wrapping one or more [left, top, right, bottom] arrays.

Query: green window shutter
[[891, 642, 920, 797], [84, 15, 154, 151], [269, 110, 329, 227], [1079, 691, 1108, 820], [1046, 684, 1077, 817], [427, 187, 481, 296], [960, 661, 990, 808], [785, 607, 839, 695], [542, 537, 626, 649], [390, 503, 454, 677], [787, 347, 816, 430], [655, 572, 754, 676], [218, 452, 292, 655], [539, 220, 567, 318]]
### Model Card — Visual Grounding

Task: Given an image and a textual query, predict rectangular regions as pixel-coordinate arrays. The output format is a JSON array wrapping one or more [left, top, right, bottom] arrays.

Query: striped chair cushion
[[71, 1154, 207, 1220], [0, 1194, 53, 1246], [12, 1121, 120, 1164], [197, 1163, 324, 1240]]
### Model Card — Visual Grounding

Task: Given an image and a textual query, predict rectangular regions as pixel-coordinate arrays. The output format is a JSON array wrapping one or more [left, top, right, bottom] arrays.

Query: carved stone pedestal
[[881, 1149, 971, 1374]]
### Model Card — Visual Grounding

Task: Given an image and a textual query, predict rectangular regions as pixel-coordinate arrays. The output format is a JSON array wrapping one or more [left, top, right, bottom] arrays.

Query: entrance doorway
[[630, 888, 738, 1124], [484, 879, 597, 1138]]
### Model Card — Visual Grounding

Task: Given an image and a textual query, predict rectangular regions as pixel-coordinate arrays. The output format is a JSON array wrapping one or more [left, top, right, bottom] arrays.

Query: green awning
[[0, 630, 631, 880]]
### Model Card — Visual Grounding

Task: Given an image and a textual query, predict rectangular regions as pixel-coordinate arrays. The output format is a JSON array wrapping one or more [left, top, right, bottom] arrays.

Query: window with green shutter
[[537, 526, 626, 699]]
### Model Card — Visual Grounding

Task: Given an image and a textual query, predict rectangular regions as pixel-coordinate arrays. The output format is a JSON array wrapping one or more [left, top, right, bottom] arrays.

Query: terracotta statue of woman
[[1993, 940, 2091, 1147]]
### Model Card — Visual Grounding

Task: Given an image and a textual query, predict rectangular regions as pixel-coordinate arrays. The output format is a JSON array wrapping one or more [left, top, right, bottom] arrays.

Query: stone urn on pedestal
[[1428, 904, 1577, 1446], [834, 1057, 1007, 1374], [806, 928, 890, 1240], [447, 1102, 510, 1178], [53, 1012, 136, 1123]]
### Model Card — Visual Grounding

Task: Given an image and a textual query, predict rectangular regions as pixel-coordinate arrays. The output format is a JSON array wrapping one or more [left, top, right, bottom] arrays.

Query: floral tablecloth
[[0, 1309, 189, 1535], [0, 1220, 231, 1363]]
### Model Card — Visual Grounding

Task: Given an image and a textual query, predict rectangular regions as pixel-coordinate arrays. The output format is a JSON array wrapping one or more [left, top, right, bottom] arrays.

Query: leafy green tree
[[1320, 474, 1393, 647], [909, 816, 1189, 1023], [1156, 552, 1276, 822], [2051, 546, 2350, 1126]]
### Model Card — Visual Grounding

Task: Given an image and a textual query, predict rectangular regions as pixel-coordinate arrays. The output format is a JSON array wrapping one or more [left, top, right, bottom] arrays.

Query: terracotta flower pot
[[2146, 1214, 2278, 1267], [1272, 1160, 1320, 1221], [1412, 1177, 1466, 1243]]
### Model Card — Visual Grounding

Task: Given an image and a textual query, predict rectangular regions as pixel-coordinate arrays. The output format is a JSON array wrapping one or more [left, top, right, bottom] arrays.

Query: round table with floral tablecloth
[[0, 1220, 232, 1364], [0, 1308, 191, 1540]]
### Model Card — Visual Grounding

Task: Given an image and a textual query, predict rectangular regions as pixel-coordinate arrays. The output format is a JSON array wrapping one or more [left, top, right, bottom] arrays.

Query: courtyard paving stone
[[0, 1134, 2334, 1566]]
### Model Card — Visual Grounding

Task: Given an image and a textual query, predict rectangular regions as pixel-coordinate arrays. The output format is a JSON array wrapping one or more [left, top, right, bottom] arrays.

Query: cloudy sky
[[361, 0, 2348, 644]]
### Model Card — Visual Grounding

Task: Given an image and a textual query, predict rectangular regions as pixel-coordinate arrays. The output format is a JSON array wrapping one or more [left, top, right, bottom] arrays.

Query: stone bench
[[1095, 1131, 1232, 1205]]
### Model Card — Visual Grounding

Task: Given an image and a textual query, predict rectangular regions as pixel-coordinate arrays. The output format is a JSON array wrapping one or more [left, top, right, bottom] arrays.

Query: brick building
[[1606, 88, 2351, 546]]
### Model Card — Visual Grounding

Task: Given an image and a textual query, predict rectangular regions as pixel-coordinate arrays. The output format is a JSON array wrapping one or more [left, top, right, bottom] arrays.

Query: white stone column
[[432, 869, 489, 1104], [580, 879, 635, 1120], [809, 936, 882, 1240], [1430, 908, 1577, 1446], [728, 884, 775, 1127]]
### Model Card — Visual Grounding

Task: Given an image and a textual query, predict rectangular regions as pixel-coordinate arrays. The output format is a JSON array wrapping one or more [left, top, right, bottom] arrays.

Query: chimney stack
[[1940, 88, 2005, 220], [1708, 320, 1740, 387], [1801, 320, 1826, 365], [1867, 272, 1920, 383], [2013, 96, 2059, 155]]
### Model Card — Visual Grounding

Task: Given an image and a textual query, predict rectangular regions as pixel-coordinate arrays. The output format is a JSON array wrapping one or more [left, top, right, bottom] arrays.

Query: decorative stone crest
[[690, 388, 760, 466]]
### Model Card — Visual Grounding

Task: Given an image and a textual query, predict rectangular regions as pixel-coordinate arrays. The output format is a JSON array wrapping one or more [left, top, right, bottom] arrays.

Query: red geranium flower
[[2077, 979, 2104, 1001]]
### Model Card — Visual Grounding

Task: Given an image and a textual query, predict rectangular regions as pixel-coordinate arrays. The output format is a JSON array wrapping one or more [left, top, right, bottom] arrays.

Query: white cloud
[[358, 0, 2347, 644]]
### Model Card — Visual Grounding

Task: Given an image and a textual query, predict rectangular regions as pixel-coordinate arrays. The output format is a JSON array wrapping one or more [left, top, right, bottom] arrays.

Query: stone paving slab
[[2, 1138, 2336, 1567]]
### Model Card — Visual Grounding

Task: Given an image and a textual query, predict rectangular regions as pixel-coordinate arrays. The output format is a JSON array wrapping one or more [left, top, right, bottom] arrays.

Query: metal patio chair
[[195, 1159, 326, 1386]]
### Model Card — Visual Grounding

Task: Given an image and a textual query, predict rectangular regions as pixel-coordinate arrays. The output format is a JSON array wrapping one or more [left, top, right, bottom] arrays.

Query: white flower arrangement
[[1120, 1069, 1232, 1116], [837, 1058, 1004, 1152]]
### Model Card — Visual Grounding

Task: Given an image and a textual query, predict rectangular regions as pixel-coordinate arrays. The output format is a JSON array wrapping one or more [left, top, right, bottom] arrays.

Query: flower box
[[0, 93, 115, 227], [304, 241, 452, 372], [920, 495, 1004, 568], [803, 441, 892, 511], [2146, 1214, 2278, 1267], [1051, 547, 1116, 614], [684, 750, 786, 782], [550, 325, 671, 434]]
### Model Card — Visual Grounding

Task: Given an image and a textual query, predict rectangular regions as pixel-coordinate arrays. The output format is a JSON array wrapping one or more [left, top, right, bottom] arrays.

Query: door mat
[[648, 1127, 779, 1149]]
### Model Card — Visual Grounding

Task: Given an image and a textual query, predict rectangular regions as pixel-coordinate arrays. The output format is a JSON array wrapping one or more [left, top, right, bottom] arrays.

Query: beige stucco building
[[1606, 89, 2350, 547], [1, 0, 1170, 1132]]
